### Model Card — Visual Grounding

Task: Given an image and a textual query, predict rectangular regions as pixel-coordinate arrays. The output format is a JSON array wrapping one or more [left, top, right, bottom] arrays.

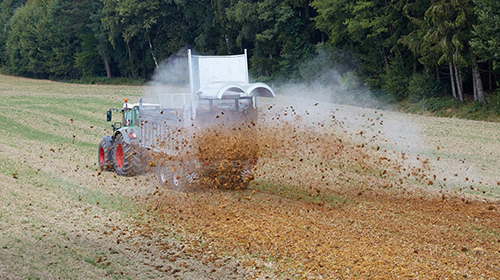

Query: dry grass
[[0, 74, 255, 279], [1, 74, 500, 279]]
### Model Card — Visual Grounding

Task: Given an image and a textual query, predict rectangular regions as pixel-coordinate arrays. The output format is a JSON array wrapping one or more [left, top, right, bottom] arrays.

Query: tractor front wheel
[[113, 134, 144, 176], [98, 139, 114, 171]]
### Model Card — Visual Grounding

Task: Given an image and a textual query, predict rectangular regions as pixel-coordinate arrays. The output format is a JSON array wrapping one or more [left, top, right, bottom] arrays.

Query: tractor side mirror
[[106, 110, 112, 122]]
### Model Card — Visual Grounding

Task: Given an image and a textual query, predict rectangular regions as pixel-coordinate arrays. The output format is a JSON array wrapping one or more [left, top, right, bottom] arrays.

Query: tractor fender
[[102, 135, 114, 147], [114, 130, 131, 144], [113, 129, 140, 145]]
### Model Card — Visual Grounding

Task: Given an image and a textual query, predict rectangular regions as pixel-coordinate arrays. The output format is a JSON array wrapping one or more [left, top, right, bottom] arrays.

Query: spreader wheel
[[157, 161, 197, 191], [157, 160, 170, 186], [237, 168, 254, 189]]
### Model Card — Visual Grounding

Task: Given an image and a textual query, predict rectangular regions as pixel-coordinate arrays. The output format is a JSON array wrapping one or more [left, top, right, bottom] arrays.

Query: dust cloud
[[143, 48, 190, 104]]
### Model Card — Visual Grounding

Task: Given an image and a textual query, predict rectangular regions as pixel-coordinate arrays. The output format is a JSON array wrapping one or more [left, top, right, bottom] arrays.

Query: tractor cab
[[106, 99, 143, 132], [121, 102, 139, 127]]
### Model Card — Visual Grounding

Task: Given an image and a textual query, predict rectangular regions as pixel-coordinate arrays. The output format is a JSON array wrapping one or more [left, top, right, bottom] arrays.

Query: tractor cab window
[[122, 109, 138, 127]]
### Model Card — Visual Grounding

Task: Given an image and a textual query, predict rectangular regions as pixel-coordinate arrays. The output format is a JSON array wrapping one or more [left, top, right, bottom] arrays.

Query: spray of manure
[[138, 48, 500, 203]]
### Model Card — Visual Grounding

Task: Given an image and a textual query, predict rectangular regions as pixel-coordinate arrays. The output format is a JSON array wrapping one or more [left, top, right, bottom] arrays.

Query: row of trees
[[1, 0, 500, 103], [313, 0, 500, 103], [0, 0, 321, 80]]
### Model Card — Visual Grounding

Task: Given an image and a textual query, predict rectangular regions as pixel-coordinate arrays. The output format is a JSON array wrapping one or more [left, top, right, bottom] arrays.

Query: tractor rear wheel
[[98, 139, 114, 171], [113, 134, 144, 176]]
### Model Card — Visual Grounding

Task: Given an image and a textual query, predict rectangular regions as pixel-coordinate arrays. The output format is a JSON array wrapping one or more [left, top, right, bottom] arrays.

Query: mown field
[[1, 74, 500, 279]]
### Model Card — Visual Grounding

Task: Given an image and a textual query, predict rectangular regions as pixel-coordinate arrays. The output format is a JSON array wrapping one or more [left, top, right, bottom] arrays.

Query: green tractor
[[98, 99, 147, 176]]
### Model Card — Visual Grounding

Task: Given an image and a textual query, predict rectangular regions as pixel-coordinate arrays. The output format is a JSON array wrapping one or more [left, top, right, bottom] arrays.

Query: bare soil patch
[[142, 102, 500, 278]]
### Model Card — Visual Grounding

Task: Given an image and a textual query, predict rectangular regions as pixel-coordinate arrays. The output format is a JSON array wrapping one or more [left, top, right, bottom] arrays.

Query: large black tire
[[98, 139, 114, 171], [113, 134, 144, 176]]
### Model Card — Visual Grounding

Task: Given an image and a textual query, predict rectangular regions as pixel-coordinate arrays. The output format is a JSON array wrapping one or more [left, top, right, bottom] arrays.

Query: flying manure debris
[[94, 49, 490, 203]]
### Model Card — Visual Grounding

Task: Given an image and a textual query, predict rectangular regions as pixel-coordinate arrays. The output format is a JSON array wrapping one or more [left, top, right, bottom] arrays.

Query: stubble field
[[1, 74, 500, 279]]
